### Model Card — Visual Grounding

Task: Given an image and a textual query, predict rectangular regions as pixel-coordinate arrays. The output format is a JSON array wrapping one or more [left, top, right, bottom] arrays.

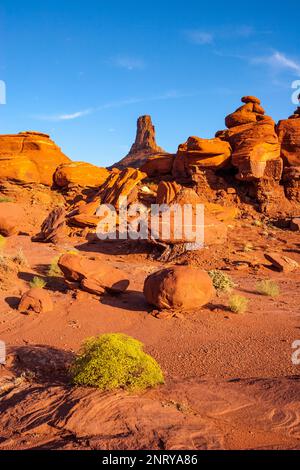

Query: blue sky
[[0, 0, 300, 166]]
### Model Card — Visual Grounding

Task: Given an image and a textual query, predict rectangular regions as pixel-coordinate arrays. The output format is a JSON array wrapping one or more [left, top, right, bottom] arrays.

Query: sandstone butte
[[0, 131, 70, 185]]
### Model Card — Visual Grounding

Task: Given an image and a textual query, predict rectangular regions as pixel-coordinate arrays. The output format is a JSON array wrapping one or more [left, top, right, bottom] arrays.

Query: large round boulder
[[143, 266, 214, 310]]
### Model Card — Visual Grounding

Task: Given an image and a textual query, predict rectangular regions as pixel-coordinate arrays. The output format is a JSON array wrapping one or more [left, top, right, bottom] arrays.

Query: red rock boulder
[[18, 288, 53, 314], [58, 253, 130, 295], [143, 266, 214, 310]]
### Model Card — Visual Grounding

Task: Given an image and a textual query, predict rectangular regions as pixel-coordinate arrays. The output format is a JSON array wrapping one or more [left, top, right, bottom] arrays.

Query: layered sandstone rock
[[173, 136, 232, 179], [222, 97, 282, 181], [58, 253, 130, 295], [112, 115, 169, 169], [143, 266, 214, 310], [98, 168, 146, 208], [277, 114, 300, 167], [225, 95, 271, 129], [0, 132, 70, 185], [140, 154, 174, 177], [276, 106, 300, 202], [54, 162, 109, 189], [156, 181, 181, 205], [33, 207, 67, 244]]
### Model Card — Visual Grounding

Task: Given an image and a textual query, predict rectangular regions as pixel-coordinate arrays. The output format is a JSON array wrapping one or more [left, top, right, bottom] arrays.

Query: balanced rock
[[173, 136, 232, 178], [18, 288, 53, 314], [112, 115, 169, 169], [0, 202, 25, 236], [0, 131, 70, 185], [222, 98, 282, 181], [225, 96, 269, 129], [58, 253, 130, 295], [54, 162, 110, 188], [143, 266, 214, 310]]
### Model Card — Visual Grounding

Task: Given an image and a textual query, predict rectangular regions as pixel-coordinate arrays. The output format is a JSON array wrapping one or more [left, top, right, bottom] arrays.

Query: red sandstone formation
[[173, 136, 232, 179], [0, 202, 25, 236], [18, 288, 53, 315], [33, 207, 67, 244], [0, 131, 70, 185], [143, 266, 214, 310], [58, 253, 130, 295], [54, 162, 110, 189], [113, 115, 170, 169], [222, 97, 282, 181]]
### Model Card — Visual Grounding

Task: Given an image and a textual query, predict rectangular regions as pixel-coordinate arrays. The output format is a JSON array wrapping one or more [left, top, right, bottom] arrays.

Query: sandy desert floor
[[0, 219, 300, 450]]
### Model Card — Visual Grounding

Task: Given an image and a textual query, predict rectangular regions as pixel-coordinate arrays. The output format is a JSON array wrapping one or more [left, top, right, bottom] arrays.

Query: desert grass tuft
[[30, 276, 47, 289], [256, 279, 280, 298], [228, 294, 249, 314]]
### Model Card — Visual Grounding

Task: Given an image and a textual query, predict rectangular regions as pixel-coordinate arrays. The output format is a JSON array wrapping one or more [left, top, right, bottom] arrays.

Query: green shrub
[[256, 279, 280, 298], [208, 269, 236, 293], [228, 295, 248, 314], [11, 248, 28, 268], [70, 333, 164, 391], [30, 276, 47, 289], [47, 256, 62, 277], [0, 196, 13, 203], [0, 235, 6, 251]]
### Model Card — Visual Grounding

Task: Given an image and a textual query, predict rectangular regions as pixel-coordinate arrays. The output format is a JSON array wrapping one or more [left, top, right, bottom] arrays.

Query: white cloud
[[35, 109, 93, 122], [32, 90, 197, 122], [184, 30, 214, 45], [252, 51, 300, 76], [111, 56, 145, 70]]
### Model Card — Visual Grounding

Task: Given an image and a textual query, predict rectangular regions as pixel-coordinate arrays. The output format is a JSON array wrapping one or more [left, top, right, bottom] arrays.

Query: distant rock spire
[[111, 115, 167, 170]]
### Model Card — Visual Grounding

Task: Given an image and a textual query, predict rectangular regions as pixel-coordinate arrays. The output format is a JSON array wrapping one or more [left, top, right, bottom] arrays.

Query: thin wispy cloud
[[32, 90, 197, 122], [111, 55, 145, 70], [252, 51, 300, 76], [184, 30, 214, 45], [184, 25, 268, 46], [34, 109, 93, 122]]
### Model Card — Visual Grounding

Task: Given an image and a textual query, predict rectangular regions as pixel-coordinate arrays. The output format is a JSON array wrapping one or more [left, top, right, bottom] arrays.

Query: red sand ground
[[0, 222, 300, 450]]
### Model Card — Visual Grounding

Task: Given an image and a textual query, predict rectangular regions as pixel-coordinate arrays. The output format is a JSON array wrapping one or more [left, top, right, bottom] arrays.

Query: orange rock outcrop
[[172, 136, 232, 179], [0, 131, 70, 185], [54, 162, 110, 188]]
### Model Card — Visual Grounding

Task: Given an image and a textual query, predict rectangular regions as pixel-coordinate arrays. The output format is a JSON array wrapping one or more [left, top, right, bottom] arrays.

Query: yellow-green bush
[[208, 269, 236, 293], [30, 276, 46, 289], [256, 279, 280, 298], [228, 294, 248, 314], [70, 333, 164, 391]]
